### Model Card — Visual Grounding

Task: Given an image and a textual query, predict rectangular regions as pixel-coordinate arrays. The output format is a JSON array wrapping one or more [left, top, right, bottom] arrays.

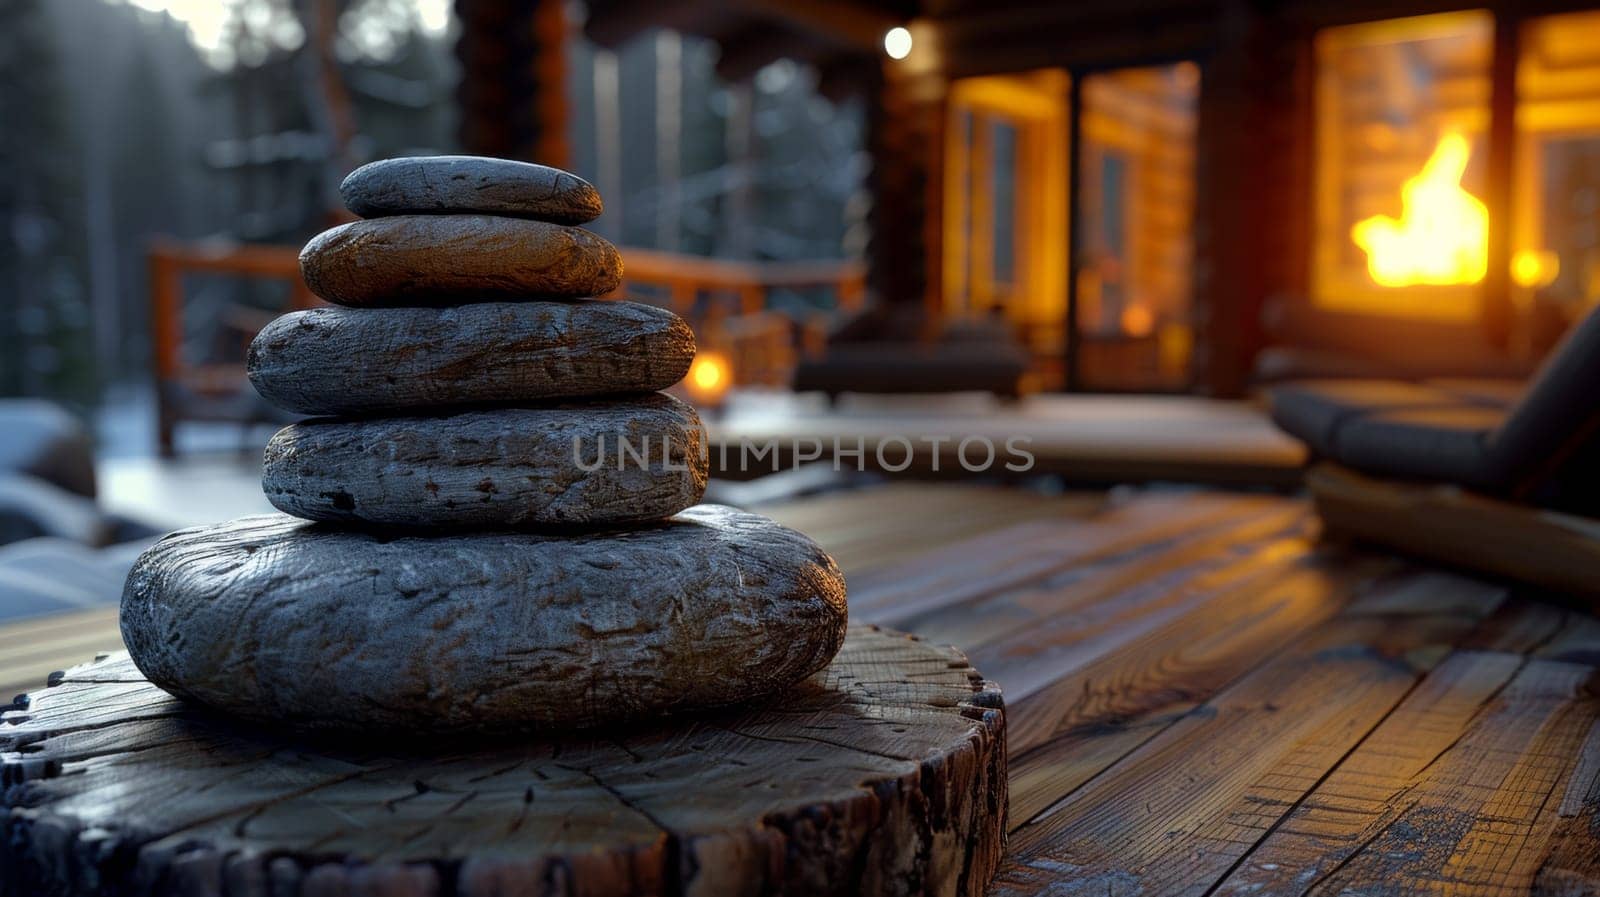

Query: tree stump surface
[[0, 624, 1005, 897]]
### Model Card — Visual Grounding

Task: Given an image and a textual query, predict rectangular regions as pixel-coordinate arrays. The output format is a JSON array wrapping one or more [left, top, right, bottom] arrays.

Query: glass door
[[943, 71, 1070, 385], [1074, 62, 1201, 392]]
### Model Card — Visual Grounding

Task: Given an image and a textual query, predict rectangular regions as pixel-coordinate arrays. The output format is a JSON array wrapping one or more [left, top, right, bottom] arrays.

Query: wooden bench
[[4, 483, 1597, 892]]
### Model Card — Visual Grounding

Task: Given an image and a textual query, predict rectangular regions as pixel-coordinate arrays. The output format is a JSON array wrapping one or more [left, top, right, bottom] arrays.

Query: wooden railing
[[607, 249, 867, 387], [147, 241, 867, 453], [609, 247, 865, 316], [147, 240, 310, 455]]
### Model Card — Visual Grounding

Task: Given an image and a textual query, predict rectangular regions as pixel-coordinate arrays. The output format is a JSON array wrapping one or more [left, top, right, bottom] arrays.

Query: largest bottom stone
[[119, 505, 847, 733]]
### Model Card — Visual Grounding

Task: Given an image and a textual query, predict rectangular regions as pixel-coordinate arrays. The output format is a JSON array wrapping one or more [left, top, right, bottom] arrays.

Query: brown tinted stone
[[298, 215, 622, 306]]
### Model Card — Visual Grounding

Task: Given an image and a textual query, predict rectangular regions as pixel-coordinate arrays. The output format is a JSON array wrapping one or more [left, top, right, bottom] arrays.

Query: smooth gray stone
[[119, 506, 849, 733], [247, 300, 696, 416], [261, 394, 707, 527], [341, 156, 603, 224], [299, 215, 623, 307]]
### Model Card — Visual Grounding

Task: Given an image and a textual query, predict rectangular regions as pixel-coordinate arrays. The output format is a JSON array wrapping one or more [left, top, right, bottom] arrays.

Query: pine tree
[[0, 0, 94, 405]]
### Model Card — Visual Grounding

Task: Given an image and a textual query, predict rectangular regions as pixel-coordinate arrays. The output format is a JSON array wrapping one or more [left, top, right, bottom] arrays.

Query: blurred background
[[1, 0, 868, 443], [3, 0, 1600, 637]]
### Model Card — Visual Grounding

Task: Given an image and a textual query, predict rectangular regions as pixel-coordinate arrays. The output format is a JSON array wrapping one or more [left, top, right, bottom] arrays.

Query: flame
[[1351, 133, 1488, 287]]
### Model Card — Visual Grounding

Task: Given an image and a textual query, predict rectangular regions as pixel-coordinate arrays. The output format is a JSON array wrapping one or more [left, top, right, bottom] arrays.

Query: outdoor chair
[[1269, 303, 1600, 513], [1268, 305, 1600, 597]]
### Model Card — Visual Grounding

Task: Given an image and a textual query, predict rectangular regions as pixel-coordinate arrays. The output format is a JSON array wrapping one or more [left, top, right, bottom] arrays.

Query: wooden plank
[[990, 599, 1496, 896], [0, 606, 123, 702], [1537, 714, 1600, 895], [849, 492, 1284, 624], [1459, 597, 1571, 655], [1310, 462, 1600, 602], [1003, 566, 1500, 826], [901, 501, 1313, 659], [1214, 653, 1600, 896], [763, 484, 1090, 577]]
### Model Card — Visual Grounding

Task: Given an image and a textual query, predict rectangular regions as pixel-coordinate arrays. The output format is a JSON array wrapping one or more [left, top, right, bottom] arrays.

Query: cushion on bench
[[1268, 304, 1600, 509], [1267, 380, 1489, 457], [1332, 406, 1505, 489]]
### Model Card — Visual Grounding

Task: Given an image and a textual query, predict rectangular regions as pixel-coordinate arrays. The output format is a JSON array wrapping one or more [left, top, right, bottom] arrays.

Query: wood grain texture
[[118, 505, 846, 734], [247, 301, 695, 416], [1211, 651, 1600, 896], [299, 215, 622, 306], [990, 604, 1490, 897], [262, 394, 707, 527], [5, 487, 1600, 894], [340, 156, 603, 224], [1, 626, 1005, 897]]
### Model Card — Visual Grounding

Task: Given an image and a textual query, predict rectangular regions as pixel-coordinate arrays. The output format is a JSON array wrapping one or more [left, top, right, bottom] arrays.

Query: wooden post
[[454, 0, 570, 166], [865, 59, 938, 311], [147, 248, 182, 458], [1481, 10, 1520, 352], [1064, 73, 1084, 392], [1194, 0, 1287, 398]]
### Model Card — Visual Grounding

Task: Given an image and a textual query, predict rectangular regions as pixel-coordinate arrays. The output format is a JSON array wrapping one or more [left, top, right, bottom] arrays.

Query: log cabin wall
[[516, 0, 1600, 396], [869, 54, 945, 318]]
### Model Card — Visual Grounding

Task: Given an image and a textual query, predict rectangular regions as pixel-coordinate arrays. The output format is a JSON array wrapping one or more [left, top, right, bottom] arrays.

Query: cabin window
[[943, 64, 1197, 392], [1312, 12, 1494, 322], [943, 70, 1070, 383], [1513, 10, 1600, 351]]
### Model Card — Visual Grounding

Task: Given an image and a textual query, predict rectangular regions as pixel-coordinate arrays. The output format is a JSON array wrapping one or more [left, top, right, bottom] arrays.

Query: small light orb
[[1121, 303, 1155, 338], [1510, 249, 1559, 290], [685, 352, 732, 407], [884, 26, 913, 60]]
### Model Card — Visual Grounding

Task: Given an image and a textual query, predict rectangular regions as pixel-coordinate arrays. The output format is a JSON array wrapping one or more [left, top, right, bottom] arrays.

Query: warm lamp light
[[685, 352, 732, 407], [1511, 249, 1559, 289], [884, 26, 912, 60], [1121, 303, 1155, 338]]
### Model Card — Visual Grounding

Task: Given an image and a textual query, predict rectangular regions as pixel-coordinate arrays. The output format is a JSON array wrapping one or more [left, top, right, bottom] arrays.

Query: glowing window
[[1514, 11, 1600, 322], [1312, 11, 1493, 322]]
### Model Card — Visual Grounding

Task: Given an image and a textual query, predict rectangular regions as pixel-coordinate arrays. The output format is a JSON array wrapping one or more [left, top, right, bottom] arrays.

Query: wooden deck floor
[[4, 483, 1598, 893]]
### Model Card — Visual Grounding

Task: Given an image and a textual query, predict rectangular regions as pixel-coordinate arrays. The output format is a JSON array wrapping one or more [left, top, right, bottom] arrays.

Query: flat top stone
[[247, 300, 696, 416], [299, 215, 623, 307], [341, 156, 604, 224], [117, 505, 849, 734]]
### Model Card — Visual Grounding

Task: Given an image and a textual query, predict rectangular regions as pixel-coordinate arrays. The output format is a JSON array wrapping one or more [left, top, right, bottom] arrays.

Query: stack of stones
[[119, 156, 849, 734]]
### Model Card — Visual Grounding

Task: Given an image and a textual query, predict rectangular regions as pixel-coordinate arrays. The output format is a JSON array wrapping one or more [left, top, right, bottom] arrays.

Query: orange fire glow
[[1351, 133, 1488, 288], [684, 352, 732, 406]]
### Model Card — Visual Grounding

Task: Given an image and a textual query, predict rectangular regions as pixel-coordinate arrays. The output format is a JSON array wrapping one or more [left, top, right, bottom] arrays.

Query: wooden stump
[[1, 625, 1005, 897]]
